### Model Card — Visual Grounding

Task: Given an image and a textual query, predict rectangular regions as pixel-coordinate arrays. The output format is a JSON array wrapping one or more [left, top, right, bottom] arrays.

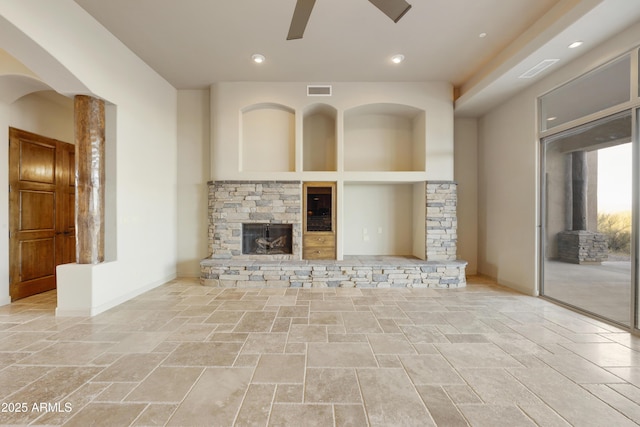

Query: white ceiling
[[73, 0, 640, 115]]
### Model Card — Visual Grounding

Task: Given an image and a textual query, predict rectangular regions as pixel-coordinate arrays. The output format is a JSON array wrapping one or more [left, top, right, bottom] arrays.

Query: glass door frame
[[539, 109, 639, 333]]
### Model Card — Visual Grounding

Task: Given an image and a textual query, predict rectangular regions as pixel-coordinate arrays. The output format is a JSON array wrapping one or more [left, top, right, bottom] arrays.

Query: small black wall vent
[[307, 85, 332, 96]]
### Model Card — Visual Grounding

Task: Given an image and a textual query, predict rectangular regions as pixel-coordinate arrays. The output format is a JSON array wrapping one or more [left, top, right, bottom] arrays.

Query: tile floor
[[1, 276, 640, 426]]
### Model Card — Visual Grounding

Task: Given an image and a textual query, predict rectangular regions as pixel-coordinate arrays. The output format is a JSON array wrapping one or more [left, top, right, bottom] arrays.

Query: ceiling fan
[[287, 0, 412, 40]]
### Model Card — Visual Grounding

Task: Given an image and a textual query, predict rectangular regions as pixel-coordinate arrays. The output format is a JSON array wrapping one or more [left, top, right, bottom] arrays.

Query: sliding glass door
[[541, 111, 634, 327]]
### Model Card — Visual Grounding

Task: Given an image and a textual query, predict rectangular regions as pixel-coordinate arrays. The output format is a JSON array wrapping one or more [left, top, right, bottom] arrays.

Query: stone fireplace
[[201, 179, 467, 288], [208, 180, 301, 261]]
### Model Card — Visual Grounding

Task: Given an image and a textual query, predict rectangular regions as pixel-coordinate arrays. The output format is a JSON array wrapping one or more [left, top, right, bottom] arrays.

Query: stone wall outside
[[557, 230, 608, 264]]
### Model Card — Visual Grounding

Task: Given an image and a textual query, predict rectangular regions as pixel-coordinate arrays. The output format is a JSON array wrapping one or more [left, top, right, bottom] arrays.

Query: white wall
[[343, 184, 414, 255], [475, 20, 640, 295], [10, 92, 74, 143], [454, 118, 478, 275], [0, 1, 178, 314], [177, 89, 210, 276]]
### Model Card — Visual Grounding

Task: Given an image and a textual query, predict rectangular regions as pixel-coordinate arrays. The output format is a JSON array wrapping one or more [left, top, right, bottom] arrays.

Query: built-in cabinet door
[[303, 182, 336, 260], [9, 128, 75, 301]]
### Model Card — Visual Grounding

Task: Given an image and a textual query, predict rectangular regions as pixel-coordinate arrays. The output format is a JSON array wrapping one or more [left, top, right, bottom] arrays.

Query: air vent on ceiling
[[519, 59, 559, 79], [307, 85, 332, 96]]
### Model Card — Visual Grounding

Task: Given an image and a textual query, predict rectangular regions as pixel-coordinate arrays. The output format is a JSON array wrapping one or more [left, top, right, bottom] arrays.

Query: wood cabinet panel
[[303, 182, 336, 260], [303, 246, 335, 260]]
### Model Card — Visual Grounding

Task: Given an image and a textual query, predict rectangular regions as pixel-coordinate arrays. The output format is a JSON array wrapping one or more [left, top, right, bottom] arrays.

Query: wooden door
[[9, 128, 75, 301]]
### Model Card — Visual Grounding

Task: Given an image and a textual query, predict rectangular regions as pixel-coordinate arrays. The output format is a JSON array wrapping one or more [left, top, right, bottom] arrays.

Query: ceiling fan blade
[[368, 0, 412, 23], [287, 0, 316, 40]]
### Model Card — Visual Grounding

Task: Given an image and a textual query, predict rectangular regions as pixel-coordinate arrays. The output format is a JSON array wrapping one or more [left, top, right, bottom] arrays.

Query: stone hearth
[[201, 256, 467, 288]]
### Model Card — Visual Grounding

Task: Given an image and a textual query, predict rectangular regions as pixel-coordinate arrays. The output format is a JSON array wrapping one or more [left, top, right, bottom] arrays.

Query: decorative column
[[74, 95, 105, 264], [557, 150, 608, 264], [425, 181, 458, 261], [571, 150, 588, 230]]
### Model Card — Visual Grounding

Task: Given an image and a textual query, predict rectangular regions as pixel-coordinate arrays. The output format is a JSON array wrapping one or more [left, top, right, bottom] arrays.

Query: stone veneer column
[[426, 181, 458, 261]]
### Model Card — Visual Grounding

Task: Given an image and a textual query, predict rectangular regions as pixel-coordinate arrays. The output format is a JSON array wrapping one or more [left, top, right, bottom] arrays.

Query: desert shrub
[[597, 211, 631, 254]]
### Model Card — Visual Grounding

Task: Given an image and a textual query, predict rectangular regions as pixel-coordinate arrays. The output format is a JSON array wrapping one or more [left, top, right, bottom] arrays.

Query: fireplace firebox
[[242, 224, 293, 255]]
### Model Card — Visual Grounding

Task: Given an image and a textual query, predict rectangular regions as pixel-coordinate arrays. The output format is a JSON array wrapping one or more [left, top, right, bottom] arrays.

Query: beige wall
[[477, 95, 538, 294], [177, 89, 210, 276], [454, 118, 478, 275]]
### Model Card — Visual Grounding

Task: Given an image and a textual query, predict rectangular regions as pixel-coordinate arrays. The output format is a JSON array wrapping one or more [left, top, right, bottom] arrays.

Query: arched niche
[[344, 103, 425, 172], [10, 90, 74, 143], [303, 103, 336, 171], [241, 103, 295, 172], [0, 74, 53, 104]]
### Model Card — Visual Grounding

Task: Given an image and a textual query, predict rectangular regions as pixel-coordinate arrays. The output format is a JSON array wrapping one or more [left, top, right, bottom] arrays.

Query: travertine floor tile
[[92, 353, 166, 382], [415, 385, 468, 426], [268, 403, 333, 427], [334, 404, 368, 427], [357, 368, 435, 427], [458, 368, 541, 405], [304, 368, 362, 403], [436, 342, 522, 368], [307, 343, 377, 367], [234, 383, 275, 426], [64, 402, 147, 426], [2, 276, 640, 427], [253, 354, 305, 383], [399, 355, 465, 385], [167, 368, 252, 426], [457, 404, 536, 427], [510, 367, 638, 426], [162, 341, 242, 366], [125, 366, 203, 402], [367, 333, 416, 354], [132, 403, 180, 426]]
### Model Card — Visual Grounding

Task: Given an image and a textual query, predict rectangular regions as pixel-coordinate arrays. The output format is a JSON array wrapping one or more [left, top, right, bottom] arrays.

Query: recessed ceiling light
[[251, 54, 266, 64], [479, 32, 487, 38], [568, 41, 583, 49], [391, 54, 405, 64]]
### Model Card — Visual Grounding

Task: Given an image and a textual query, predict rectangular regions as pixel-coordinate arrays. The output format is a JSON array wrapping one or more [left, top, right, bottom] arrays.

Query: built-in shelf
[[344, 103, 425, 172], [303, 104, 337, 172], [239, 102, 427, 175], [343, 182, 424, 257], [241, 103, 295, 172]]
